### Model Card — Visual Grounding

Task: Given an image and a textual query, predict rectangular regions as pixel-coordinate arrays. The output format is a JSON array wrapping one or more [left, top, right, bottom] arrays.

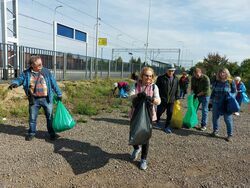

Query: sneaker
[[164, 127, 172, 134], [234, 112, 240, 116], [210, 131, 219, 137], [25, 135, 35, 141], [139, 159, 147, 170], [225, 136, 233, 142], [155, 122, 162, 128], [200, 126, 207, 131], [50, 134, 60, 141], [130, 147, 141, 161]]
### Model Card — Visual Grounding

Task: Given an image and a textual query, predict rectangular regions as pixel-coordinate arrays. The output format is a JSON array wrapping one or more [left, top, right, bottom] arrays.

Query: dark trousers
[[133, 140, 149, 160], [157, 102, 174, 128]]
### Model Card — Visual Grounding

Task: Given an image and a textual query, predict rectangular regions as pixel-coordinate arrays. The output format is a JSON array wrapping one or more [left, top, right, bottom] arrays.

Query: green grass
[[2, 78, 132, 118], [0, 87, 8, 99], [77, 117, 88, 123], [10, 105, 29, 117], [63, 78, 131, 116]]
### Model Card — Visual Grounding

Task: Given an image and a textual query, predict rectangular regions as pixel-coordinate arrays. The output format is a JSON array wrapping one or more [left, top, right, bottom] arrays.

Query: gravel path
[[0, 100, 249, 188]]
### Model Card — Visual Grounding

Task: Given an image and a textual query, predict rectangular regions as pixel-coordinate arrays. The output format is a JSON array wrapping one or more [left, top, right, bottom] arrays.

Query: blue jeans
[[197, 96, 210, 127], [212, 102, 233, 136], [236, 95, 243, 107], [179, 89, 187, 98], [28, 97, 55, 136]]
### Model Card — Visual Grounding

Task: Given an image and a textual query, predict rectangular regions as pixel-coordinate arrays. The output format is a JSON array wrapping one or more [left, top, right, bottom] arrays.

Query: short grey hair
[[234, 76, 241, 81]]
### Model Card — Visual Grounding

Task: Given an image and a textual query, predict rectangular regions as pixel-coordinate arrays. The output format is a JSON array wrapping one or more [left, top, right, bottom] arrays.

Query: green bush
[[10, 105, 28, 117], [74, 103, 98, 116]]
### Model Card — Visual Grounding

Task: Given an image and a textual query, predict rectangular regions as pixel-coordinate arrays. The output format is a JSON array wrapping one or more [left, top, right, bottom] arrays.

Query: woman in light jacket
[[129, 67, 161, 170]]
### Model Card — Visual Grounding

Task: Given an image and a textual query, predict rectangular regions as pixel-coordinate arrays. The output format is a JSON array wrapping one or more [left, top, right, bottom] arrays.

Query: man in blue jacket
[[9, 55, 62, 141]]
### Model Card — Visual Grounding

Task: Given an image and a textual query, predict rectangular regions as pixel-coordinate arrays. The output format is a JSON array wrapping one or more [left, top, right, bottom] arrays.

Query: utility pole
[[94, 0, 100, 78], [144, 0, 151, 67], [53, 5, 62, 79]]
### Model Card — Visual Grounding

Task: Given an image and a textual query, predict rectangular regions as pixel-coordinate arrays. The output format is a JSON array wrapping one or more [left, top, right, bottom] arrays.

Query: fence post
[[85, 56, 88, 79], [62, 53, 67, 80], [121, 60, 124, 78], [108, 60, 110, 78], [95, 58, 98, 79], [90, 57, 93, 80]]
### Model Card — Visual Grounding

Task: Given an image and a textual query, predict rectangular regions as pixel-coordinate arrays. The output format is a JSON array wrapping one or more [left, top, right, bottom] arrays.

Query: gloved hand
[[57, 96, 62, 101], [137, 92, 146, 99], [8, 83, 18, 90], [146, 96, 153, 102]]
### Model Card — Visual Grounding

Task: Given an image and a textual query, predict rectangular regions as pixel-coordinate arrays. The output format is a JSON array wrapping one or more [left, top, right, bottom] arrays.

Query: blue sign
[[75, 30, 87, 42], [57, 23, 87, 42], [57, 23, 74, 39]]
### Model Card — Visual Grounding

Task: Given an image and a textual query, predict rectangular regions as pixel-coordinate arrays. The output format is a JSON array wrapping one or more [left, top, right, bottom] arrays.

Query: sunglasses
[[143, 74, 152, 78]]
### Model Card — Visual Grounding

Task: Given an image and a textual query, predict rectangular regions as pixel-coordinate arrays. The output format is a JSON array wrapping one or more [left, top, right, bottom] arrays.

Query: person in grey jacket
[[156, 64, 179, 133], [8, 55, 62, 141]]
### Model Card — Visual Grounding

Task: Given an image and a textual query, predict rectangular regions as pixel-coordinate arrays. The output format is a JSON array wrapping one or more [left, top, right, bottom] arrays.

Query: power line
[[54, 0, 145, 45], [19, 13, 52, 25], [32, 0, 94, 30]]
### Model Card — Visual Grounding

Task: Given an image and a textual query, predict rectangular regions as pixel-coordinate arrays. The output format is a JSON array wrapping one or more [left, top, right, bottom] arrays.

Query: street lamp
[[177, 40, 184, 66], [53, 5, 63, 79]]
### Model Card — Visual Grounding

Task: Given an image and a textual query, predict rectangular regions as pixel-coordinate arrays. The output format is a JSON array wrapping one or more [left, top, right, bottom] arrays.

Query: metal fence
[[0, 43, 168, 81]]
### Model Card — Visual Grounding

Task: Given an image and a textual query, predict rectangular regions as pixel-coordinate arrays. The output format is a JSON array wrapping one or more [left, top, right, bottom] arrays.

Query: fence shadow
[[92, 117, 130, 126]]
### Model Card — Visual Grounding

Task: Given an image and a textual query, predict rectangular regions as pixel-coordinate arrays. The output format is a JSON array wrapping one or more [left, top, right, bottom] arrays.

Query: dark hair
[[29, 55, 41, 66], [131, 72, 138, 81]]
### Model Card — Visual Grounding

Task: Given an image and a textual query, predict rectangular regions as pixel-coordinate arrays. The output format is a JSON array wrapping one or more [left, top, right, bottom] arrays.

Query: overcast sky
[[1, 0, 250, 67]]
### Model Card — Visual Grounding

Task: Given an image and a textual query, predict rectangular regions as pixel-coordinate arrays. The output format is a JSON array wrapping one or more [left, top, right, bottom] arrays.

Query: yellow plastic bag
[[170, 100, 183, 129]]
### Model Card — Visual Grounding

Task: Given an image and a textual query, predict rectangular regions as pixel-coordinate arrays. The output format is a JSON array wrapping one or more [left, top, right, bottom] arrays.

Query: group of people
[[129, 65, 248, 170], [8, 55, 248, 171]]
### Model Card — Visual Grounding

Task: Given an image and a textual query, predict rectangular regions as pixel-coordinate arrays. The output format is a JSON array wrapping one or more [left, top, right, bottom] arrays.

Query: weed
[[74, 103, 98, 116], [10, 105, 29, 117], [77, 117, 87, 123], [0, 87, 8, 99]]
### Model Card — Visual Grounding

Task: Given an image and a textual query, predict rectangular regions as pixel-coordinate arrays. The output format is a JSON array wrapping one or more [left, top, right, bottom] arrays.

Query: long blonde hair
[[216, 68, 232, 81], [139, 67, 156, 83]]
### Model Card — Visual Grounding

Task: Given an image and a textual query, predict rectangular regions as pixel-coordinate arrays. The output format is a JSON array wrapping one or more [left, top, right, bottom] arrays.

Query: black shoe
[[25, 135, 35, 141], [210, 131, 219, 137], [225, 136, 233, 142], [50, 134, 60, 141]]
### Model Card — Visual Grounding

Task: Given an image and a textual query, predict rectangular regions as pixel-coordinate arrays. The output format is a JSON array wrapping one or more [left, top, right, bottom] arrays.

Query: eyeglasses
[[33, 64, 42, 68], [143, 74, 152, 78]]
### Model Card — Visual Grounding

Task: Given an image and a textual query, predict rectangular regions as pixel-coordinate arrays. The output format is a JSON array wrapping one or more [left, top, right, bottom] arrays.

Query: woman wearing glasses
[[129, 67, 161, 170]]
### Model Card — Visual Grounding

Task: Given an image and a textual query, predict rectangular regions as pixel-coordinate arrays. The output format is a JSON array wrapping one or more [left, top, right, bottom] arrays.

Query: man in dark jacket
[[156, 64, 179, 133], [8, 55, 62, 141], [191, 67, 211, 131]]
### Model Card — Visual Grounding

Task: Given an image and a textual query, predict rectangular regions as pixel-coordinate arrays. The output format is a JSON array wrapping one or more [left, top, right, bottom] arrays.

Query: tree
[[240, 59, 250, 79], [224, 62, 240, 77], [203, 53, 229, 78]]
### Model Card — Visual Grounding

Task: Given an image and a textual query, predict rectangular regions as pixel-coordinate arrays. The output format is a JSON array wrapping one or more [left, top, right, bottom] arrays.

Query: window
[[75, 30, 87, 42], [57, 23, 74, 39]]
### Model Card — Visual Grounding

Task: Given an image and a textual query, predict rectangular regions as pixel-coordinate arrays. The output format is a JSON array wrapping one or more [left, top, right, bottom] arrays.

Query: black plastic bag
[[129, 97, 152, 145]]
